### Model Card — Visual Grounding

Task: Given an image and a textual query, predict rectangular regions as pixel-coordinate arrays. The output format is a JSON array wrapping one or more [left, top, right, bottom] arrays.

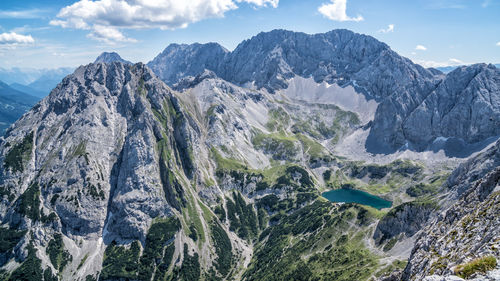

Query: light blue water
[[322, 188, 392, 210]]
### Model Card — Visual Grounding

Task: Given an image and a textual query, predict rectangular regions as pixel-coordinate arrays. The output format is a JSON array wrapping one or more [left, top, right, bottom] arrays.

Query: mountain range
[[436, 64, 500, 73], [0, 67, 74, 98], [147, 29, 499, 156], [94, 52, 133, 65], [0, 81, 40, 134], [0, 29, 498, 281]]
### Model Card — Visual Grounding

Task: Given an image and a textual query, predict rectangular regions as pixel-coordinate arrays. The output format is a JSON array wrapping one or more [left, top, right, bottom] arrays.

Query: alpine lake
[[322, 188, 392, 210]]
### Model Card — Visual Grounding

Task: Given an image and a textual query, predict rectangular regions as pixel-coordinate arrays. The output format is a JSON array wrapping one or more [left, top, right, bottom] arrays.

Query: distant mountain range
[[0, 80, 39, 134], [94, 52, 133, 64], [0, 67, 73, 97], [435, 64, 499, 73], [0, 53, 135, 98], [8, 83, 46, 98]]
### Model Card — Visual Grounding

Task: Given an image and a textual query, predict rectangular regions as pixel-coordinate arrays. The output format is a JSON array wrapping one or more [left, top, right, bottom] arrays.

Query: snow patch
[[281, 77, 378, 123], [433, 136, 449, 143]]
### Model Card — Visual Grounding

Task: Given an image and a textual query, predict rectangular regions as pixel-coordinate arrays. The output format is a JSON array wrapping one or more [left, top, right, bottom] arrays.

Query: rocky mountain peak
[[147, 42, 228, 85], [0, 61, 196, 242], [148, 29, 406, 91], [94, 52, 132, 64], [146, 29, 500, 155], [398, 62, 500, 156]]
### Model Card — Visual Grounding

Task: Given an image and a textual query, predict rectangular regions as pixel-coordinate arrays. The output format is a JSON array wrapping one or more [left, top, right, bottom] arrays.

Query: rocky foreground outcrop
[[402, 141, 500, 280]]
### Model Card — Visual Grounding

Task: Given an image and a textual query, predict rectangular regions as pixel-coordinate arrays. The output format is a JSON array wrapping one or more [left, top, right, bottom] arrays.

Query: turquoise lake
[[322, 188, 392, 210]]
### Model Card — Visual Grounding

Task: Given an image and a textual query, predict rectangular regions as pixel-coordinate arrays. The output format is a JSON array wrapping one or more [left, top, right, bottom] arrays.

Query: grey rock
[[94, 52, 132, 64], [147, 43, 228, 86], [402, 64, 500, 156], [0, 62, 203, 249], [147, 29, 500, 155], [374, 201, 435, 243], [423, 276, 464, 281], [403, 141, 500, 280]]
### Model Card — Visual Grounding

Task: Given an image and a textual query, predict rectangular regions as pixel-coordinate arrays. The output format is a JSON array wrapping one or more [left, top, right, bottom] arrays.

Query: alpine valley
[[0, 29, 499, 281]]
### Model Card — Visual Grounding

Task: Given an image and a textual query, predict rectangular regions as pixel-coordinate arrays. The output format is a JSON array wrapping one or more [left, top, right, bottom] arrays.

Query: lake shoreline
[[322, 188, 393, 210]]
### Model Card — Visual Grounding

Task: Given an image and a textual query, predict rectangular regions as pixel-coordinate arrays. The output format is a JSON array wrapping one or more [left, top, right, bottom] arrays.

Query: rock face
[[403, 141, 500, 280], [402, 64, 500, 156], [373, 201, 435, 244], [94, 52, 132, 64], [1, 63, 173, 239], [0, 62, 204, 279], [147, 43, 228, 86], [149, 29, 435, 97]]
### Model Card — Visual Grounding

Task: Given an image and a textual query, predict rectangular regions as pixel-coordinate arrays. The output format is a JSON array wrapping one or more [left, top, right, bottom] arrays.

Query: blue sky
[[0, 0, 499, 69]]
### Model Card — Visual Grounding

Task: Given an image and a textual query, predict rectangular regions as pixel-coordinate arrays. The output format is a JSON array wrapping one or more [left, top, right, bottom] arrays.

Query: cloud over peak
[[378, 24, 394, 33], [51, 0, 279, 44], [318, 0, 363, 22], [87, 25, 137, 44], [415, 45, 427, 51]]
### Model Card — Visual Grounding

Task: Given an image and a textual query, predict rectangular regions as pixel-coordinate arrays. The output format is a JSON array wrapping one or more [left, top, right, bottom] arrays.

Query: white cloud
[[318, 0, 363, 22], [0, 32, 35, 44], [51, 0, 278, 44], [11, 25, 51, 34], [496, 41, 500, 46], [87, 26, 137, 44], [415, 45, 427, 51], [378, 24, 394, 33], [237, 0, 279, 8], [449, 58, 463, 64]]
